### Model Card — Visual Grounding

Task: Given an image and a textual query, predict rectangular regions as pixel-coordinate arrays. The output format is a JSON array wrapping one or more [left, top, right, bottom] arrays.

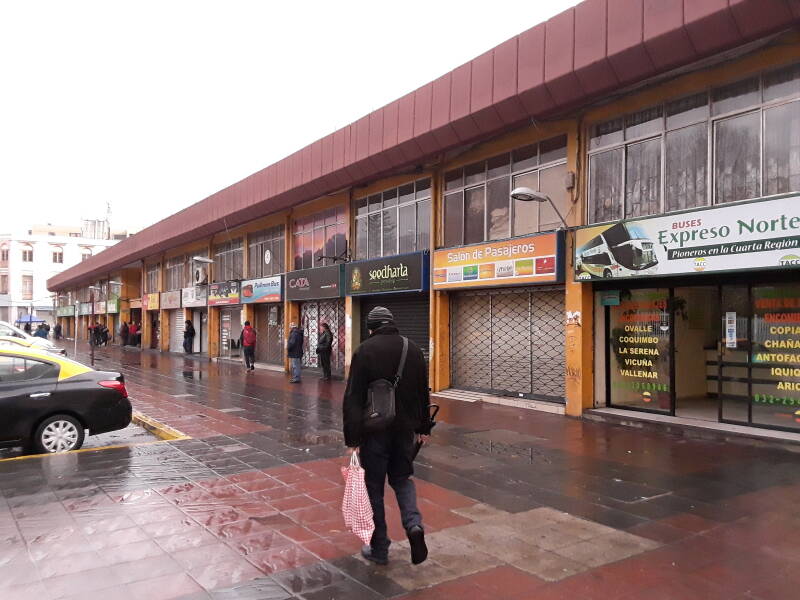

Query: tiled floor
[[1, 344, 799, 599]]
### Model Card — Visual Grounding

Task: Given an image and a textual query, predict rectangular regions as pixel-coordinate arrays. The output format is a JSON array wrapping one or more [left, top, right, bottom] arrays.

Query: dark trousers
[[360, 429, 422, 557], [183, 337, 193, 353], [243, 345, 255, 368], [319, 350, 331, 378]]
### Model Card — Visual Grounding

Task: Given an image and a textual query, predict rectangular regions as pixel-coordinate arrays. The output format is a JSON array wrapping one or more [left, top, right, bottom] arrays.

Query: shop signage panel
[[56, 306, 75, 317], [241, 276, 282, 304], [345, 252, 428, 295], [106, 297, 119, 314], [208, 281, 240, 306], [433, 232, 562, 290], [182, 286, 208, 308], [286, 264, 343, 301], [142, 293, 160, 311], [94, 301, 106, 314], [575, 194, 800, 281], [160, 290, 182, 309], [600, 290, 621, 306], [129, 298, 142, 309], [78, 302, 92, 316]]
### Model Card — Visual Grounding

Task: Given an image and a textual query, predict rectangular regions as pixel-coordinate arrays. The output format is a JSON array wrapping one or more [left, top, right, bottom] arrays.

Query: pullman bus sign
[[574, 194, 800, 281], [345, 252, 428, 296], [286, 264, 343, 301]]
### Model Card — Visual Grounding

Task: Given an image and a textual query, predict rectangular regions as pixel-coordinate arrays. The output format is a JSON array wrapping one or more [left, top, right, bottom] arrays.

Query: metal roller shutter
[[360, 293, 430, 361], [169, 309, 185, 353]]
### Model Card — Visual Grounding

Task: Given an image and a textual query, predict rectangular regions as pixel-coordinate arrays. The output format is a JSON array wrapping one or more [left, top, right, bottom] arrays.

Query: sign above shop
[[56, 306, 75, 317], [575, 194, 800, 281], [142, 293, 160, 311], [286, 264, 343, 301], [129, 298, 142, 309], [106, 297, 119, 314], [433, 232, 563, 290], [208, 281, 240, 306], [345, 252, 428, 296], [94, 301, 106, 314], [182, 286, 208, 308], [241, 276, 282, 304], [78, 302, 92, 316], [600, 290, 621, 306], [160, 290, 181, 310]]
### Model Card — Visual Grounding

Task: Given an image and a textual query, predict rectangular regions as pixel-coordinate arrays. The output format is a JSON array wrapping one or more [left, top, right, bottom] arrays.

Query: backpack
[[363, 337, 408, 433], [243, 327, 256, 346]]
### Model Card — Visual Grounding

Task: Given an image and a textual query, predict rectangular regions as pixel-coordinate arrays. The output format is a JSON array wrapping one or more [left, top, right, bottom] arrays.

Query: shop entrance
[[192, 309, 208, 354], [220, 307, 243, 359], [300, 299, 345, 376], [359, 293, 430, 361], [605, 281, 800, 432], [254, 303, 283, 365]]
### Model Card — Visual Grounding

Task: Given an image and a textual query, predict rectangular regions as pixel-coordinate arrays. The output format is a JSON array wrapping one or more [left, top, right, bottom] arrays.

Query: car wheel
[[32, 415, 85, 454], [603, 269, 613, 278]]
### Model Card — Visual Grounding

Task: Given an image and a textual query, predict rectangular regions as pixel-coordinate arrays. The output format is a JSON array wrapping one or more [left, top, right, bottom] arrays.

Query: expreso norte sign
[[574, 194, 800, 280]]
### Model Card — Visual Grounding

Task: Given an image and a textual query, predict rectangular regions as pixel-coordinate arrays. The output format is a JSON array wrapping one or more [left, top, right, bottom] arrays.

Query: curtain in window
[[665, 123, 707, 211], [625, 138, 661, 218], [589, 149, 623, 223], [714, 112, 760, 203], [764, 101, 800, 196]]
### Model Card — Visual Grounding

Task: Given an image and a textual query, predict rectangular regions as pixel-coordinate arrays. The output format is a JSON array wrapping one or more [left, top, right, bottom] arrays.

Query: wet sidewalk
[[2, 345, 800, 599]]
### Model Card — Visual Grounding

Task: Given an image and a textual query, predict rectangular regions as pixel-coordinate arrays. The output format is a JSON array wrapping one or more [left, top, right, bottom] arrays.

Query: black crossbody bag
[[363, 337, 408, 433]]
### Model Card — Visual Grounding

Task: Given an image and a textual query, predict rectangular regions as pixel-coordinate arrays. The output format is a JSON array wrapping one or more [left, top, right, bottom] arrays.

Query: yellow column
[[344, 296, 359, 379], [159, 309, 170, 352], [431, 290, 450, 392], [142, 312, 153, 349], [243, 303, 255, 327], [208, 306, 220, 357], [564, 233, 594, 417]]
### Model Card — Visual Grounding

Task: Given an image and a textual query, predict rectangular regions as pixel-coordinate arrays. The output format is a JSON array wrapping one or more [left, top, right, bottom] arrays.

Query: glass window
[[417, 199, 430, 251], [0, 357, 57, 383], [398, 204, 416, 254], [714, 111, 761, 203], [539, 163, 569, 231], [712, 77, 760, 116], [513, 144, 537, 171], [368, 213, 381, 258], [764, 101, 800, 196], [465, 162, 485, 186], [487, 154, 510, 179], [382, 207, 397, 256], [415, 178, 431, 199], [445, 169, 463, 190], [292, 208, 345, 269], [764, 64, 800, 103], [665, 123, 708, 211], [21, 275, 33, 300], [539, 135, 567, 164], [464, 187, 485, 245], [625, 138, 662, 217], [666, 93, 709, 129], [590, 118, 623, 149], [399, 183, 414, 204], [355, 196, 368, 216], [382, 188, 398, 208], [486, 178, 510, 240], [355, 218, 368, 260], [589, 148, 623, 223], [625, 107, 663, 139], [444, 192, 463, 247], [512, 172, 538, 237], [302, 232, 312, 268]]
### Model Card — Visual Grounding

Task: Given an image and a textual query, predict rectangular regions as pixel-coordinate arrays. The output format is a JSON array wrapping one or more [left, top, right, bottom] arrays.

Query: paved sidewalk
[[1, 344, 799, 599]]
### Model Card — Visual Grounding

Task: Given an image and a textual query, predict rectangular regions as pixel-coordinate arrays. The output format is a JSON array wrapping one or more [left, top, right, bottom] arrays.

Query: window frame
[[247, 225, 285, 278], [21, 275, 33, 300], [586, 62, 800, 224], [292, 207, 347, 270]]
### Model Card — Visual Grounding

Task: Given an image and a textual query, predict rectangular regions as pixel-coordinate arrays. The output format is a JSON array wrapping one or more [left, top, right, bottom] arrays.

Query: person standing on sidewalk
[[287, 321, 303, 383], [240, 320, 256, 371], [343, 306, 431, 566], [183, 319, 196, 354], [316, 322, 333, 380]]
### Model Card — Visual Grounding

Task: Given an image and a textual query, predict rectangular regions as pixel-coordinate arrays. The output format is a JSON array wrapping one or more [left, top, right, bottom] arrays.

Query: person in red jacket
[[240, 321, 257, 372]]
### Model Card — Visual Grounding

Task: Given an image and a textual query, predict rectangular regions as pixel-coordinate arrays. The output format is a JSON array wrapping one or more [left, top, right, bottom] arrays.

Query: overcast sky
[[1, 1, 578, 234]]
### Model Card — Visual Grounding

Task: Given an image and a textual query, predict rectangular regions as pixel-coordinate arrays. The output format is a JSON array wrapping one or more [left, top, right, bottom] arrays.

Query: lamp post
[[509, 187, 569, 229], [88, 285, 100, 366]]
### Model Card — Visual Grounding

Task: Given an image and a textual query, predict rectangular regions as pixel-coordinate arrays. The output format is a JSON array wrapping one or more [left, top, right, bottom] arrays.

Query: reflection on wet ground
[[0, 423, 158, 460], [1, 343, 800, 599]]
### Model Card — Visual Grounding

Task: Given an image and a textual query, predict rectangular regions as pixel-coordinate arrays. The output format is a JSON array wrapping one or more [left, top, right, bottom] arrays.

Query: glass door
[[719, 285, 751, 424]]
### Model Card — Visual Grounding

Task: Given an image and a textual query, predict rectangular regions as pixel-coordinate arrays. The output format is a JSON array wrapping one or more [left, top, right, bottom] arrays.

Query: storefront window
[[145, 264, 160, 293], [608, 288, 672, 412], [587, 61, 800, 223], [248, 225, 284, 278], [165, 256, 185, 290], [354, 179, 431, 259], [293, 207, 346, 269], [442, 135, 568, 246]]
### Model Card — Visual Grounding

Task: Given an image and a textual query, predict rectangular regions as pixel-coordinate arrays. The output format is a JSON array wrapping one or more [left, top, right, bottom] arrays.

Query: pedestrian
[[43, 322, 51, 336], [23, 321, 31, 334], [343, 306, 431, 566], [183, 319, 195, 354], [128, 322, 138, 346], [240, 320, 256, 371], [287, 321, 304, 383], [33, 323, 47, 338], [316, 322, 333, 380], [120, 321, 129, 346], [54, 322, 62, 340], [101, 324, 109, 346]]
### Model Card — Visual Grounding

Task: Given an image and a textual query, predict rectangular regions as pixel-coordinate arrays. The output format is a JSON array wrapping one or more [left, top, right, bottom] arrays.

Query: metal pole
[[90, 290, 95, 367], [74, 302, 78, 357]]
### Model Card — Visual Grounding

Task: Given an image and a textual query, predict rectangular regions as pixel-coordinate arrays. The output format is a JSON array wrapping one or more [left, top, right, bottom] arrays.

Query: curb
[[131, 411, 190, 441]]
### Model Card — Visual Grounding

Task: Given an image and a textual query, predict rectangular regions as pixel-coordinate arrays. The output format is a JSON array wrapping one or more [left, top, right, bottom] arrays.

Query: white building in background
[[0, 220, 129, 324]]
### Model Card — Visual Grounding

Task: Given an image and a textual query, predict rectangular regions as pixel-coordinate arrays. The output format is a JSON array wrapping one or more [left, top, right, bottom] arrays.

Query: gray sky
[[1, 1, 578, 233]]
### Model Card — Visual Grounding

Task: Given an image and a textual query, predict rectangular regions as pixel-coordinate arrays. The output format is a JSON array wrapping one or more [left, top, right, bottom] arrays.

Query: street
[[2, 345, 799, 600]]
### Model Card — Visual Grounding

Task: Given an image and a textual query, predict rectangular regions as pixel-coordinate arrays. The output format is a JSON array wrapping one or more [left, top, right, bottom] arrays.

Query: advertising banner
[[106, 297, 119, 314], [575, 194, 800, 281], [142, 293, 160, 311], [241, 276, 282, 304], [78, 302, 92, 315], [94, 301, 106, 314], [56, 306, 75, 317], [433, 232, 562, 290], [160, 290, 181, 310], [286, 264, 343, 301], [181, 286, 208, 308], [208, 281, 240, 306], [129, 298, 142, 309], [345, 252, 427, 295]]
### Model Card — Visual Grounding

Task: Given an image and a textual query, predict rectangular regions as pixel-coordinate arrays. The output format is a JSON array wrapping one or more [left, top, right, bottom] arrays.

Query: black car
[[0, 347, 132, 454]]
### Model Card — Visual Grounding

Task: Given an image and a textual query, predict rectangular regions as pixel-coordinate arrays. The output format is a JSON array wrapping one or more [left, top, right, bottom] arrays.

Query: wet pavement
[[2, 344, 800, 599], [0, 423, 158, 460]]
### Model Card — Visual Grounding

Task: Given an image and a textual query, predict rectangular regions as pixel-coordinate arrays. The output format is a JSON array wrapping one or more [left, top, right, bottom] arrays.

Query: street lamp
[[510, 187, 569, 229], [192, 256, 213, 264], [88, 285, 100, 366]]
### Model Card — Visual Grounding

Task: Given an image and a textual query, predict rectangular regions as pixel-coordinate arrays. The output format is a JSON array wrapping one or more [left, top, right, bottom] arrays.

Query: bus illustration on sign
[[576, 222, 658, 279]]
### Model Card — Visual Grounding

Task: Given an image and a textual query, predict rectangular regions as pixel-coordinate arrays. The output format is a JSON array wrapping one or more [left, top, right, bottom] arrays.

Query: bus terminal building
[[49, 0, 800, 437]]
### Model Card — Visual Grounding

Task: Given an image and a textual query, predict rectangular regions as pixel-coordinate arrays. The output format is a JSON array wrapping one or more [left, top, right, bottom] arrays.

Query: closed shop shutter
[[301, 299, 345, 375], [360, 293, 430, 361], [169, 309, 185, 353], [451, 286, 565, 402]]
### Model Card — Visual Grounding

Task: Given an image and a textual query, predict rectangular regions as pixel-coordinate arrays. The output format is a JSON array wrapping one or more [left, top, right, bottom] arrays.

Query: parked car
[[0, 321, 65, 355], [0, 346, 131, 454], [0, 335, 68, 356]]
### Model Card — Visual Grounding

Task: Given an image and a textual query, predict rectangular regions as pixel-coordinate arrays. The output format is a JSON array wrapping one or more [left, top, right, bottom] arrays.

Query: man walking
[[316, 322, 333, 380], [240, 320, 256, 371], [287, 321, 303, 383], [343, 306, 431, 566]]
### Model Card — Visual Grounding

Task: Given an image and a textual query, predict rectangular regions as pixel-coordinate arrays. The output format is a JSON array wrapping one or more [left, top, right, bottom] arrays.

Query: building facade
[[48, 1, 800, 435]]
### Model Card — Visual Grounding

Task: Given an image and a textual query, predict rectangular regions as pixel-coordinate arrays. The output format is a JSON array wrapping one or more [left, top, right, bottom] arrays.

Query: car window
[[0, 356, 59, 383], [0, 325, 16, 337]]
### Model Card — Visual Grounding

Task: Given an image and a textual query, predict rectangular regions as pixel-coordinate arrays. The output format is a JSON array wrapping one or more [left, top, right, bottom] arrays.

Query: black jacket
[[287, 328, 304, 358], [343, 325, 431, 447], [184, 323, 195, 339], [316, 329, 332, 354]]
